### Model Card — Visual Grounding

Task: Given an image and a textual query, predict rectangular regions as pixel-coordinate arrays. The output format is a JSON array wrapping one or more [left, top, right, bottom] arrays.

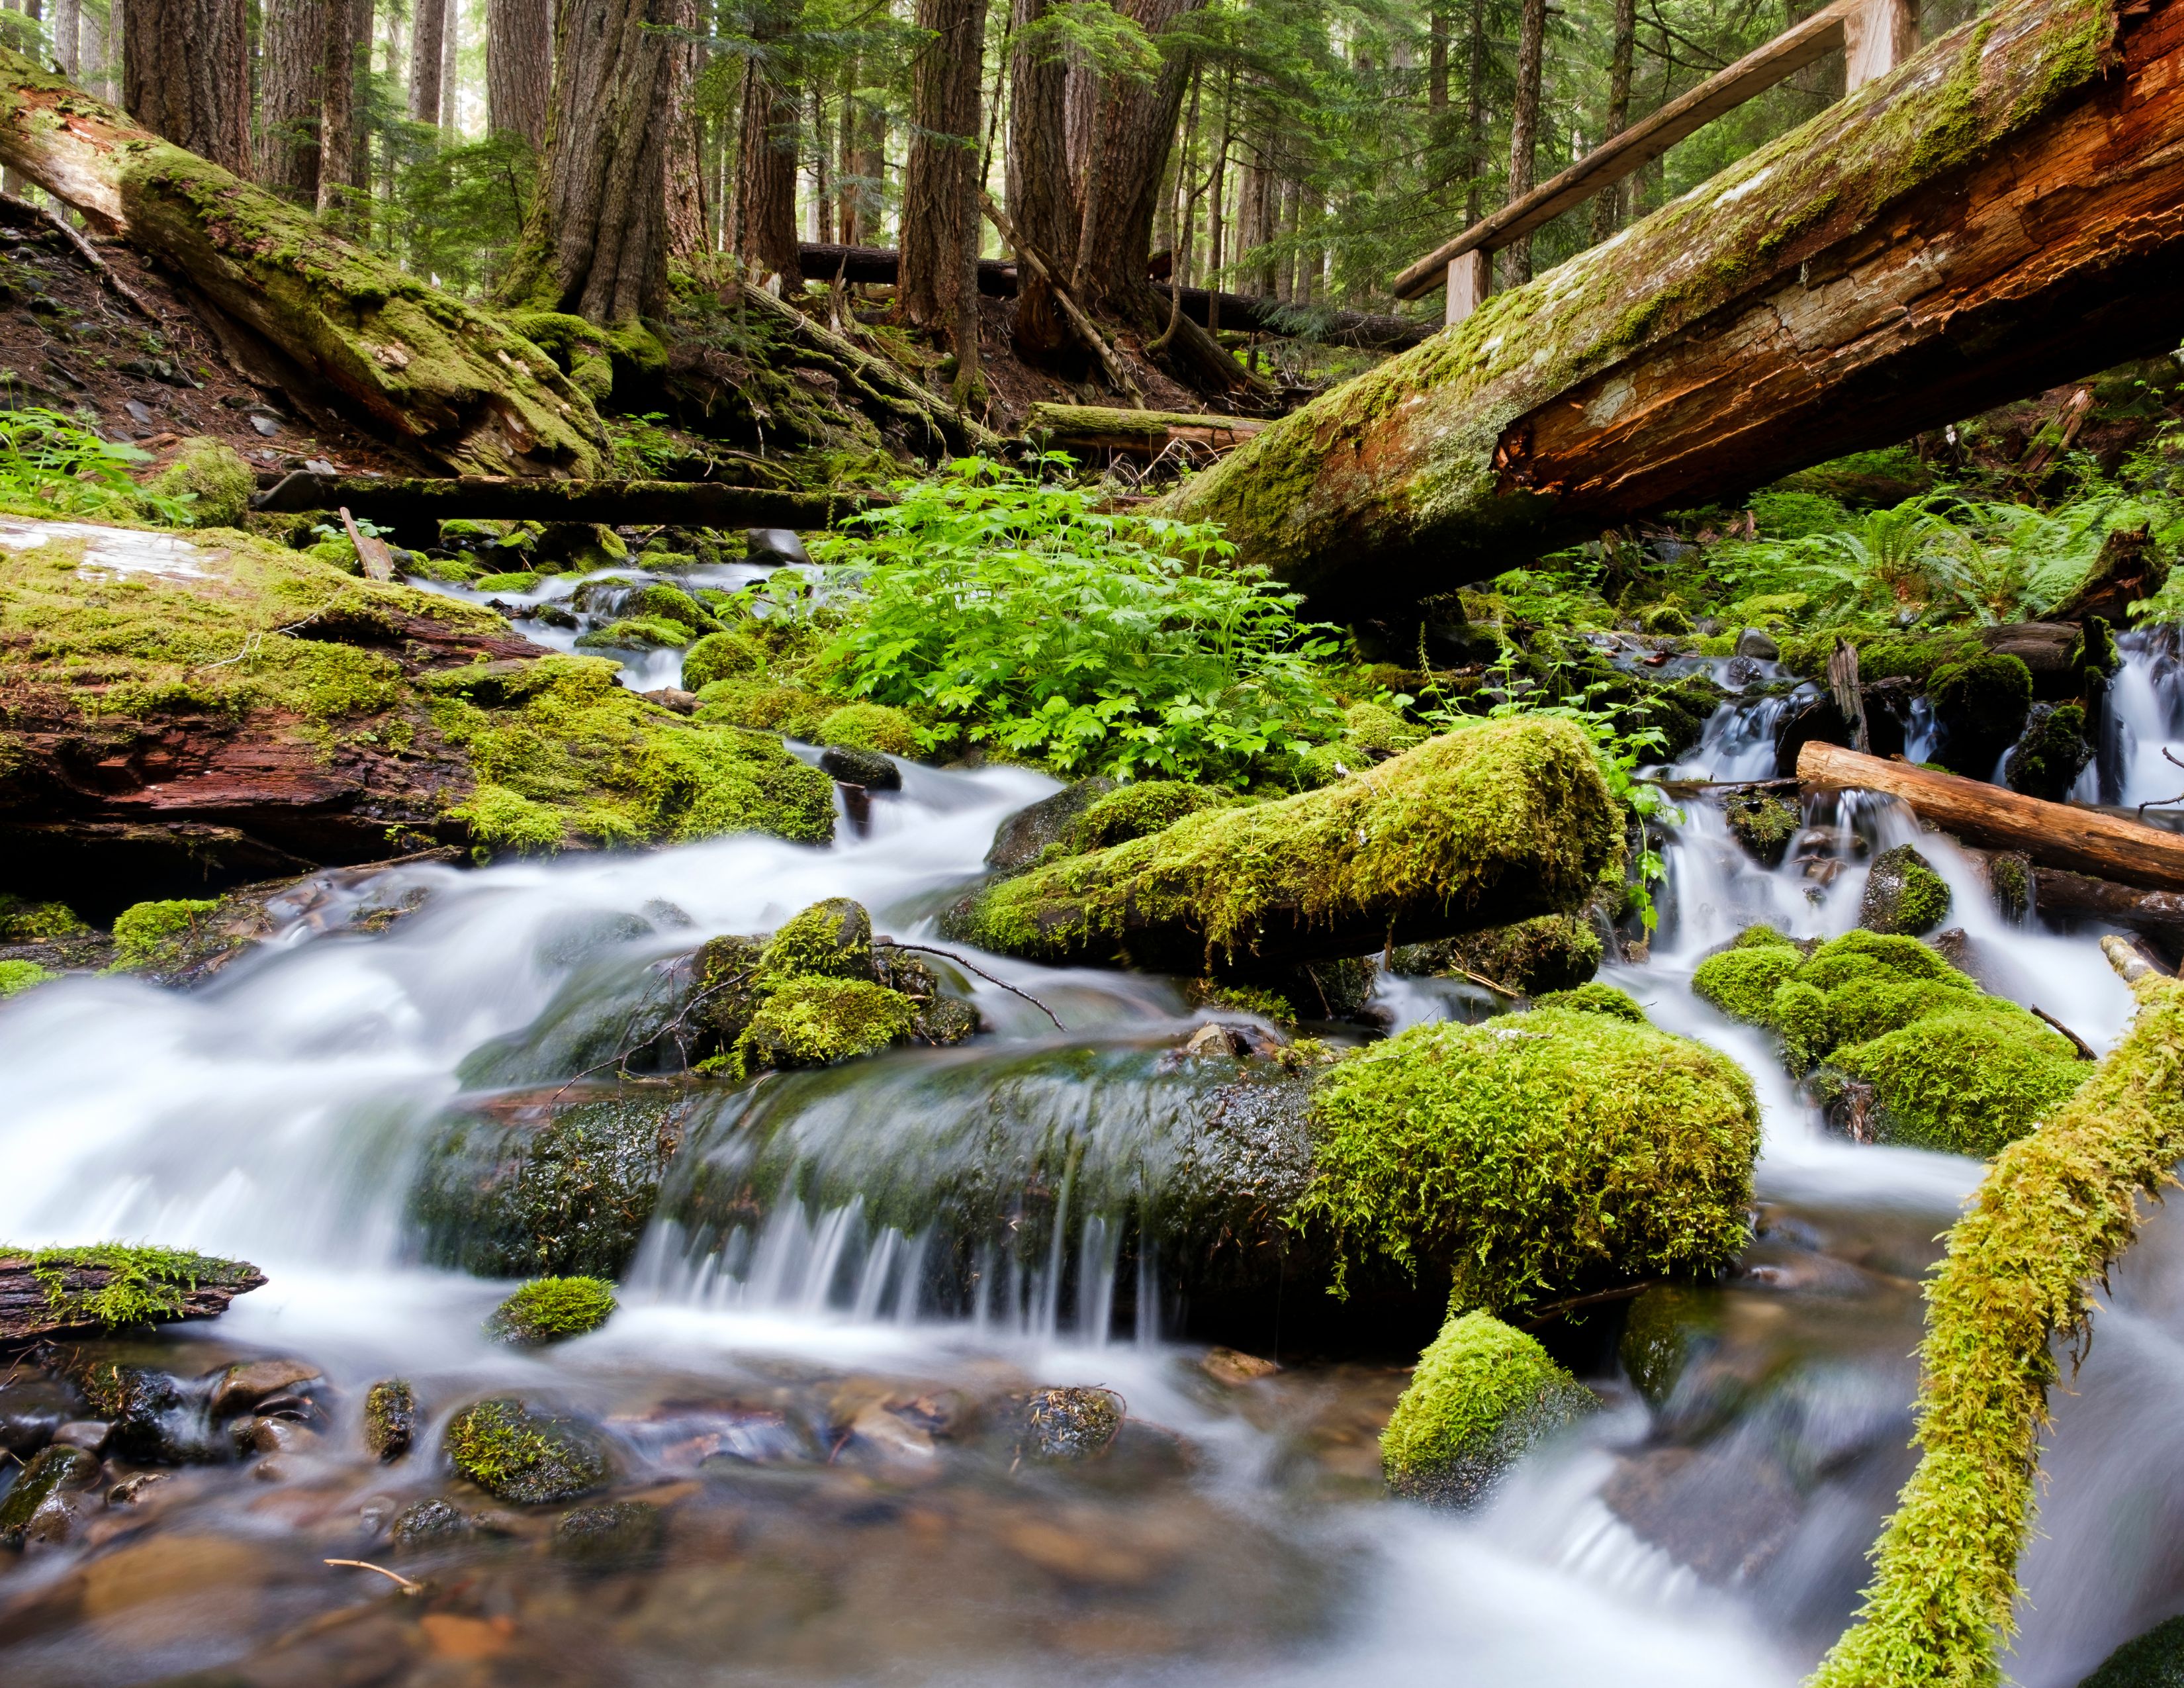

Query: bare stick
[[884, 939, 1067, 1031], [979, 190, 1145, 409], [1518, 1279, 1657, 1330], [324, 1558, 424, 1595], [2030, 1004, 2097, 1060]]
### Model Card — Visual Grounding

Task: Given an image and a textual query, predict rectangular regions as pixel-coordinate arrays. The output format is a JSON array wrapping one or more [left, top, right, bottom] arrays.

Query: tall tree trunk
[[1005, 0, 1073, 355], [122, 0, 249, 171], [1499, 0, 1545, 289], [316, 0, 355, 220], [1588, 0, 1635, 242], [1204, 64, 1228, 334], [441, 0, 459, 127], [665, 0, 705, 258], [899, 0, 986, 342], [54, 0, 78, 73], [807, 79, 828, 242], [835, 57, 856, 241], [733, 0, 800, 287], [1463, 0, 1486, 223], [486, 0, 549, 148], [409, 0, 446, 125], [257, 0, 320, 200], [81, 0, 109, 99], [497, 0, 674, 322], [1428, 8, 1447, 114]]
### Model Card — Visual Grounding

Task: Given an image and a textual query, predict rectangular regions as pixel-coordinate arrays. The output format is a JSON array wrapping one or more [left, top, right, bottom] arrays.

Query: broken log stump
[[0, 1247, 266, 1342], [1024, 404, 1267, 459], [1797, 741, 2184, 894]]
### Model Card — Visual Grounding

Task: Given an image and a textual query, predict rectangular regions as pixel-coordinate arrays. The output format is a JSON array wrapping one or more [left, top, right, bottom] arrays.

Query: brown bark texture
[[899, 0, 987, 339], [256, 0, 322, 200], [735, 0, 803, 287], [0, 1254, 267, 1340], [1590, 0, 1637, 241], [122, 0, 250, 172], [54, 0, 79, 74], [664, 0, 706, 260], [315, 0, 354, 218], [486, 0, 551, 148], [1499, 0, 1545, 289], [1167, 0, 2184, 614], [1007, 0, 1076, 355], [408, 0, 447, 126], [1799, 741, 2184, 894], [499, 0, 675, 322], [0, 49, 610, 474]]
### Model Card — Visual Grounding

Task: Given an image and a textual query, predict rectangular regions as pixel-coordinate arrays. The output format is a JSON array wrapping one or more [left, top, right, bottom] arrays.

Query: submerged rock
[[819, 744, 900, 790], [388, 1495, 476, 1549], [1019, 1387, 1124, 1462], [1381, 1311, 1592, 1505], [1859, 844, 1951, 936], [554, 1499, 665, 1564], [0, 1442, 100, 1547], [443, 1398, 611, 1504]]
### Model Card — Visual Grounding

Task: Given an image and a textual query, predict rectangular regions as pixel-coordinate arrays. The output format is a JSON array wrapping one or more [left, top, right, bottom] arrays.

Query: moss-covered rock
[[622, 583, 717, 634], [1294, 1005, 1760, 1311], [1617, 1284, 1722, 1407], [554, 1499, 665, 1564], [760, 896, 874, 981], [813, 701, 922, 756], [1068, 781, 1236, 854], [1694, 927, 2087, 1156], [1018, 1386, 1124, 1461], [2004, 701, 2095, 801], [443, 1397, 610, 1504], [388, 1496, 476, 1549], [735, 976, 921, 1073], [681, 629, 768, 691], [1381, 1311, 1592, 1504], [574, 615, 695, 650], [0, 896, 87, 943], [1391, 912, 1603, 995], [1859, 844, 1951, 936], [2077, 1615, 2184, 1688], [143, 437, 255, 529], [0, 1441, 99, 1546], [0, 959, 55, 996], [109, 898, 220, 971], [1931, 652, 2033, 776], [942, 720, 1623, 974], [363, 1379, 416, 1461], [1723, 790, 1799, 866], [485, 1276, 617, 1346], [1534, 981, 1647, 1023], [984, 778, 1118, 872]]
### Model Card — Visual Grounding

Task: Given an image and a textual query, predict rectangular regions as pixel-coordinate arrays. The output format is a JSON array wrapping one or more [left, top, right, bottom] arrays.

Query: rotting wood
[[1024, 402, 1265, 457], [0, 1251, 266, 1341], [340, 506, 396, 582], [1169, 0, 2184, 615], [1797, 741, 2184, 894], [254, 474, 886, 532], [1966, 845, 2184, 947]]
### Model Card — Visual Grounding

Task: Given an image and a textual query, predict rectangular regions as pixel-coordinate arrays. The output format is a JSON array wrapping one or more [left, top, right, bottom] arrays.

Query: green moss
[[110, 898, 220, 968], [1294, 1005, 1760, 1312], [1394, 912, 1603, 995], [472, 569, 542, 593], [1533, 981, 1647, 1023], [0, 1241, 260, 1331], [1069, 781, 1236, 853], [945, 720, 1623, 974], [813, 701, 921, 755], [2004, 702, 2093, 802], [1381, 1310, 1592, 1503], [681, 630, 768, 691], [1812, 968, 2184, 1688], [1639, 603, 1694, 635], [759, 897, 875, 982], [0, 959, 54, 996], [1931, 653, 2034, 775], [0, 895, 87, 941], [1724, 790, 1799, 865], [0, 1443, 98, 1545], [363, 1379, 416, 1460], [2079, 1615, 2184, 1688], [1692, 939, 1802, 1023], [574, 615, 694, 650], [145, 437, 254, 528], [1749, 490, 1854, 539], [508, 310, 614, 401], [443, 1397, 610, 1504], [692, 677, 837, 740], [1861, 843, 1952, 936], [735, 976, 920, 1072], [485, 1275, 617, 1346], [622, 583, 717, 634]]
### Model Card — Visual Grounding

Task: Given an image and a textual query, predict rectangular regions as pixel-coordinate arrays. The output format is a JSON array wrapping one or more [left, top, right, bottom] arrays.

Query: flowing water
[[5, 644, 2184, 1685]]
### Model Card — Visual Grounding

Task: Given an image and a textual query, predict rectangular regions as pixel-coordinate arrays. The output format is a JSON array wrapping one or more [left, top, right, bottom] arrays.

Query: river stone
[[984, 778, 1117, 872], [0, 1376, 84, 1455], [210, 1358, 322, 1419], [553, 1499, 665, 1564], [1723, 790, 1799, 867], [388, 1496, 475, 1550], [364, 1380, 418, 1462], [1019, 1387, 1124, 1461], [1860, 845, 1951, 936], [819, 745, 901, 790], [2077, 1612, 2184, 1688], [1734, 627, 1779, 661], [746, 527, 810, 566], [0, 1442, 100, 1547], [443, 1398, 611, 1504]]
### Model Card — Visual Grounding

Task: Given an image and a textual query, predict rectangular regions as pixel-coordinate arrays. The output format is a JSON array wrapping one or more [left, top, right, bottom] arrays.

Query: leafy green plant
[[811, 457, 1344, 784], [0, 408, 192, 524]]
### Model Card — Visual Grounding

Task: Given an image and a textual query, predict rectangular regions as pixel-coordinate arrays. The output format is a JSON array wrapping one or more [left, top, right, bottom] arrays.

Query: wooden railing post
[[1445, 249, 1492, 326], [1846, 0, 1919, 89]]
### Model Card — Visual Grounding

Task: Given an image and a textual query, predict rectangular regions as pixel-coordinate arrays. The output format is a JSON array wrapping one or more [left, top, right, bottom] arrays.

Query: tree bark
[[53, 0, 78, 74], [1164, 0, 2184, 614], [486, 0, 550, 149], [1499, 0, 1545, 289], [1589, 0, 1637, 242], [664, 0, 705, 260], [257, 0, 321, 201], [122, 0, 250, 172], [1006, 0, 1075, 355], [735, 0, 801, 287], [1463, 0, 1487, 222], [497, 0, 674, 324], [1428, 7, 1448, 114], [900, 0, 987, 343], [0, 48, 610, 474], [345, 0, 373, 197], [442, 0, 461, 128], [316, 0, 355, 220], [409, 0, 447, 126]]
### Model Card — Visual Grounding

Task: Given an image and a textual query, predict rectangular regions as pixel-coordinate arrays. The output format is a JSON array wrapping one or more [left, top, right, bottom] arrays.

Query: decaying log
[[1798, 741, 2184, 893], [1964, 843, 2184, 945], [254, 473, 885, 532], [0, 50, 610, 477], [978, 191, 1146, 408], [2048, 524, 2165, 624], [1167, 0, 2184, 613], [0, 1249, 266, 1341], [1024, 403, 1266, 458]]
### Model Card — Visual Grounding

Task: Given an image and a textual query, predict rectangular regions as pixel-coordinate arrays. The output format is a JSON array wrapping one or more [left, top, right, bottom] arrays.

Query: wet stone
[[1860, 843, 1952, 937], [1735, 627, 1780, 661], [1019, 1387, 1124, 1462], [388, 1496, 476, 1550], [0, 1376, 84, 1455], [50, 1419, 110, 1452], [0, 1442, 99, 1547], [553, 1499, 666, 1564], [985, 778, 1117, 872], [209, 1357, 322, 1419], [820, 744, 901, 790], [1723, 790, 1799, 867], [364, 1379, 418, 1462], [443, 1397, 612, 1504]]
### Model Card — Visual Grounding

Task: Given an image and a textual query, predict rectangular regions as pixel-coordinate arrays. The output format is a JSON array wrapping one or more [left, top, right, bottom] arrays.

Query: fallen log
[[0, 1246, 265, 1341], [1024, 403, 1265, 458], [0, 51, 609, 477], [1963, 846, 2184, 946], [1797, 741, 2184, 893], [1165, 0, 2184, 614], [253, 473, 885, 532], [940, 719, 1622, 974]]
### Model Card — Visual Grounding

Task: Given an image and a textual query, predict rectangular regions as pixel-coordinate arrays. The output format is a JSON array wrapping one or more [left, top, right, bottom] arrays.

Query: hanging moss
[[485, 1276, 617, 1346], [1381, 1310, 1594, 1504], [1811, 970, 2184, 1688]]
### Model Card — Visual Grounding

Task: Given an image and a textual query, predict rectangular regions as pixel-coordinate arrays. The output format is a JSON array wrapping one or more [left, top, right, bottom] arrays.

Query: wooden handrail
[[1393, 0, 1907, 303]]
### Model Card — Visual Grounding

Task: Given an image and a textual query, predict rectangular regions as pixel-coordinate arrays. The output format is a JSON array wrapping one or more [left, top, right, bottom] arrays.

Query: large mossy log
[[942, 720, 1623, 972], [0, 50, 610, 477], [0, 1246, 265, 1340], [1164, 0, 2184, 612]]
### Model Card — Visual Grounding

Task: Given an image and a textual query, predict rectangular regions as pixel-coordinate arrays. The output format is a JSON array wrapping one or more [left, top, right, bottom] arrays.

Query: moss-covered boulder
[[759, 897, 875, 981], [1534, 981, 1647, 1022], [485, 1276, 616, 1346], [443, 1397, 610, 1504], [1724, 790, 1799, 866], [1693, 927, 2088, 1156], [1068, 781, 1236, 853], [2004, 701, 2095, 801], [574, 615, 696, 650], [1390, 911, 1602, 995], [984, 778, 1118, 872], [682, 628, 768, 691], [363, 1379, 416, 1461], [943, 720, 1623, 974], [735, 976, 921, 1072], [2078, 1614, 2184, 1688], [145, 438, 255, 529], [813, 702, 921, 756], [0, 1442, 99, 1546], [1859, 844, 1951, 936], [1931, 652, 2033, 776], [1294, 1005, 1760, 1312], [1381, 1311, 1593, 1504]]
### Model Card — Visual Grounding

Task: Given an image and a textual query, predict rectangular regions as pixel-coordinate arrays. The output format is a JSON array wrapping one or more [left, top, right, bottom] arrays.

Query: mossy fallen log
[[1023, 403, 1266, 459], [0, 49, 610, 477], [0, 1244, 265, 1340], [1163, 0, 2184, 612], [940, 719, 1623, 973], [1810, 959, 2184, 1687]]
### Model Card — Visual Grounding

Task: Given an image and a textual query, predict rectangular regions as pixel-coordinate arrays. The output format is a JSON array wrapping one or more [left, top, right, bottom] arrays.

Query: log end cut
[[0, 1245, 267, 1342]]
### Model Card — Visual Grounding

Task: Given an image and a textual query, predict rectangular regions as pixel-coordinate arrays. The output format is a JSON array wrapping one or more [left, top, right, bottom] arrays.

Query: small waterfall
[[2094, 628, 2184, 808]]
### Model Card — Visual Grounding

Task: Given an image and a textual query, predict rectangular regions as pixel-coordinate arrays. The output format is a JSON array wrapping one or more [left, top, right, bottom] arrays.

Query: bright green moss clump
[[1812, 970, 2184, 1688], [1294, 1006, 1760, 1312], [110, 898, 219, 968], [1069, 780, 1235, 853], [813, 701, 921, 755], [682, 630, 768, 690], [485, 1275, 617, 1345], [0, 959, 55, 996], [1382, 1311, 1593, 1503], [1694, 927, 2087, 1157], [443, 1397, 610, 1503], [1534, 981, 1647, 1023], [0, 896, 87, 941], [736, 976, 920, 1071], [145, 438, 255, 529]]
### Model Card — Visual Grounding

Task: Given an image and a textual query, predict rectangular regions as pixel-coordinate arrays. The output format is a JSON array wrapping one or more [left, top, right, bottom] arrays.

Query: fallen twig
[[884, 939, 1067, 1031], [323, 1558, 424, 1595], [2030, 1004, 2097, 1060], [0, 191, 165, 321], [1518, 1280, 1657, 1331]]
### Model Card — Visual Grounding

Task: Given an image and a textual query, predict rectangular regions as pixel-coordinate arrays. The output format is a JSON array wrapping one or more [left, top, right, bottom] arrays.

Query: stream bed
[[3, 645, 2183, 1686]]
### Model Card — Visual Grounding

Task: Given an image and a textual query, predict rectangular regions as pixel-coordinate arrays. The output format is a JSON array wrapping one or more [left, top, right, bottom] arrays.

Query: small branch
[[1518, 1279, 1657, 1331], [324, 1558, 424, 1595], [2030, 1004, 2097, 1060], [979, 190, 1145, 410], [884, 939, 1067, 1031], [0, 191, 164, 321]]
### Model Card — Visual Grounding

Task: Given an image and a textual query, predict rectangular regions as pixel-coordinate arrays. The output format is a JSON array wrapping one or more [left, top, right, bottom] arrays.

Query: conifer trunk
[[735, 0, 802, 287], [900, 0, 988, 344], [257, 0, 322, 201], [1005, 0, 1075, 355], [53, 0, 78, 73], [122, 0, 250, 172], [664, 0, 705, 259], [315, 0, 355, 221], [1500, 0, 1545, 289], [486, 0, 550, 148], [408, 0, 447, 126], [1589, 0, 1636, 241]]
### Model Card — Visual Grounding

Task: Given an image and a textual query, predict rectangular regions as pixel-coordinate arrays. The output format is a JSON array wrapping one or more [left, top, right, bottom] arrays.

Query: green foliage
[[812, 458, 1345, 784], [379, 132, 539, 299], [0, 407, 192, 525], [110, 898, 219, 968], [1293, 1004, 1760, 1313], [484, 1275, 618, 1346], [1813, 975, 2184, 1688], [1381, 1311, 1592, 1503], [0, 895, 86, 941]]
